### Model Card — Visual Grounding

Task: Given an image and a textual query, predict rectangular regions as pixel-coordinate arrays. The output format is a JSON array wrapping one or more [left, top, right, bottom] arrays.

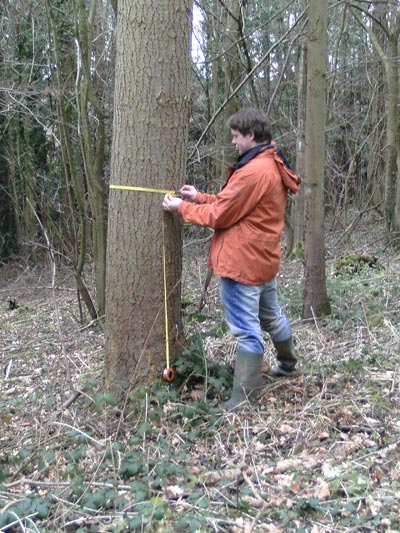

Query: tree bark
[[303, 0, 330, 319], [366, 2, 385, 221], [105, 0, 192, 399], [292, 37, 307, 255], [387, 29, 399, 234], [75, 0, 107, 318]]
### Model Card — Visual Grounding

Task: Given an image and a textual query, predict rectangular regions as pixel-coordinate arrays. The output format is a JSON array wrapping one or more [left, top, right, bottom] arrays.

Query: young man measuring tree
[[163, 107, 301, 411]]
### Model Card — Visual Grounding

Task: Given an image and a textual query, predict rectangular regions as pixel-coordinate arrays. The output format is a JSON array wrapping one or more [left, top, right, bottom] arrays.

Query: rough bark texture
[[366, 2, 385, 221], [292, 38, 306, 254], [105, 0, 192, 398], [303, 0, 330, 319], [386, 30, 399, 233]]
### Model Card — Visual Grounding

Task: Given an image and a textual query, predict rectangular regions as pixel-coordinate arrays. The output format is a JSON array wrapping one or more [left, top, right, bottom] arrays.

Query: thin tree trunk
[[387, 30, 399, 233], [75, 0, 107, 318], [303, 0, 330, 319], [222, 0, 241, 166], [212, 0, 224, 186], [45, 0, 97, 320], [366, 3, 385, 222], [292, 37, 306, 255]]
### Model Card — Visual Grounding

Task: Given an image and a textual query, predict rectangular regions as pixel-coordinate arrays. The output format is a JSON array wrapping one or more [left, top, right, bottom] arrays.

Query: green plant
[[173, 334, 232, 399]]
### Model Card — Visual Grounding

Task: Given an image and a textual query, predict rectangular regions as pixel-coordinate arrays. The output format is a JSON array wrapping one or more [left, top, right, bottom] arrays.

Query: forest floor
[[0, 216, 399, 533]]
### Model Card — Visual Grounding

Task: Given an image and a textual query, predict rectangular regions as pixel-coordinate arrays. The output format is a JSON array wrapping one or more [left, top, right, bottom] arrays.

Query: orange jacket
[[178, 145, 300, 285]]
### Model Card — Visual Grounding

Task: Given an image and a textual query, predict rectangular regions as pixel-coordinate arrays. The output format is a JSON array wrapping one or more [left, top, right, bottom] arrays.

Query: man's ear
[[249, 130, 255, 140]]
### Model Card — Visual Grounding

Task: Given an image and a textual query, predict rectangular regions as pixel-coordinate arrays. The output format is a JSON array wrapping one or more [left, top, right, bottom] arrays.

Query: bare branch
[[189, 7, 308, 162]]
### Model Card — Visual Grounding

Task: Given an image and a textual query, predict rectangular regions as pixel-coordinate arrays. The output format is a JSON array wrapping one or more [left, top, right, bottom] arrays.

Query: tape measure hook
[[162, 367, 175, 382]]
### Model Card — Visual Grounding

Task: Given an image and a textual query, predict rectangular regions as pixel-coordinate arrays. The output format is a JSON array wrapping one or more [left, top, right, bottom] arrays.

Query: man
[[163, 107, 301, 411]]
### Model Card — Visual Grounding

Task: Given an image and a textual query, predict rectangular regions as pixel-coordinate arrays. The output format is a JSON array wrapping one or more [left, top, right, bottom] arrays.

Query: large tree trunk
[[105, 0, 192, 399], [303, 0, 330, 319]]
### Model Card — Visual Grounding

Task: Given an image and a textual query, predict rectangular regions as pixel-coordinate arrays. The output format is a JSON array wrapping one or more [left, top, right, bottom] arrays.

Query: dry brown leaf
[[261, 525, 284, 532], [275, 454, 319, 473], [186, 389, 204, 401], [187, 465, 202, 475], [315, 479, 331, 499], [372, 468, 384, 483], [275, 458, 302, 472], [204, 468, 242, 485], [280, 423, 297, 433], [290, 476, 302, 494]]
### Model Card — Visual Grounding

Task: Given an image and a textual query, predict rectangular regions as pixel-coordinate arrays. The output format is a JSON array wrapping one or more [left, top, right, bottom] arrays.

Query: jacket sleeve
[[178, 168, 271, 229], [195, 192, 217, 204]]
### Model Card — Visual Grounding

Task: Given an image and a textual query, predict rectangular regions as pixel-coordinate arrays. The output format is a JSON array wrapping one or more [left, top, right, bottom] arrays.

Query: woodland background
[[0, 0, 400, 532]]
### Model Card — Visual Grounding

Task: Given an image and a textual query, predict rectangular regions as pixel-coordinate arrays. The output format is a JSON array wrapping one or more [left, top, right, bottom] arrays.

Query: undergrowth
[[0, 238, 399, 532]]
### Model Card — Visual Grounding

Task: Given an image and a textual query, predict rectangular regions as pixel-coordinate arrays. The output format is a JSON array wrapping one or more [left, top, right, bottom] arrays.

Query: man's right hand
[[179, 185, 198, 202]]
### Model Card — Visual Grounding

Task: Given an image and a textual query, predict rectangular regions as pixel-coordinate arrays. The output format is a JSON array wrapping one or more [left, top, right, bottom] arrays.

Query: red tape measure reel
[[162, 367, 175, 382]]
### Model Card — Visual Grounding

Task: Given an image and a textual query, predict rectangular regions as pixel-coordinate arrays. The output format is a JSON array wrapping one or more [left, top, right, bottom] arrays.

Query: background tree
[[221, 0, 244, 167], [0, 3, 16, 259], [0, 0, 113, 319], [74, 0, 108, 317], [291, 36, 307, 254], [366, 1, 386, 222], [303, 0, 330, 318], [105, 0, 192, 398], [1, 0, 49, 258], [349, 1, 400, 237], [45, 0, 112, 319]]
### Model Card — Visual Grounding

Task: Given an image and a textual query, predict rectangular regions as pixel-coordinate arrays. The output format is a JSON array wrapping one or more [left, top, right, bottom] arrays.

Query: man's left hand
[[162, 194, 182, 212]]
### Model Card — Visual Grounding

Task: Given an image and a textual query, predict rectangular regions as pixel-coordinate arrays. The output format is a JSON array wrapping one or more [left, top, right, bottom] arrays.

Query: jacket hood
[[229, 142, 301, 194]]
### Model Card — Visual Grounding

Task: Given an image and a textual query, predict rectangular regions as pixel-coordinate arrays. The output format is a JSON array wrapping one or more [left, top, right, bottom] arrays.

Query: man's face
[[231, 129, 257, 155]]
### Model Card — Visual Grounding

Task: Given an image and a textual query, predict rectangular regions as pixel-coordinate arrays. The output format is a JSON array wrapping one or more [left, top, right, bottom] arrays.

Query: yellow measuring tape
[[110, 184, 177, 195], [110, 184, 176, 382], [161, 219, 170, 369]]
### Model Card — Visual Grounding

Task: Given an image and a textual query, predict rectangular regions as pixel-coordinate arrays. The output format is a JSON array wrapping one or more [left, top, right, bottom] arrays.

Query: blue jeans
[[220, 277, 292, 353]]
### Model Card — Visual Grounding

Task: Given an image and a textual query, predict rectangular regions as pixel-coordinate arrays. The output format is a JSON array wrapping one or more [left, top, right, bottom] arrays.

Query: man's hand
[[162, 194, 182, 212], [179, 185, 198, 202]]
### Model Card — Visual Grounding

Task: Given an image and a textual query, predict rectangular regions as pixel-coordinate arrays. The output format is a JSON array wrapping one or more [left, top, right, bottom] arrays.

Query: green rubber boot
[[220, 349, 264, 412], [270, 336, 298, 377]]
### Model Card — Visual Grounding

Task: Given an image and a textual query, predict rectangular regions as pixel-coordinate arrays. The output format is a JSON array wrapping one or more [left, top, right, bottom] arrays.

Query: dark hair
[[227, 107, 272, 143]]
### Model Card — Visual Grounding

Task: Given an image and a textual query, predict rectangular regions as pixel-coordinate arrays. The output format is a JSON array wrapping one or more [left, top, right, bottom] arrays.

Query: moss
[[334, 253, 382, 276]]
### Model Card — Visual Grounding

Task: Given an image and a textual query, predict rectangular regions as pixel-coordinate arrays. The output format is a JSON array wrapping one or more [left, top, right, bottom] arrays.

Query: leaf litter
[[0, 219, 400, 532]]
